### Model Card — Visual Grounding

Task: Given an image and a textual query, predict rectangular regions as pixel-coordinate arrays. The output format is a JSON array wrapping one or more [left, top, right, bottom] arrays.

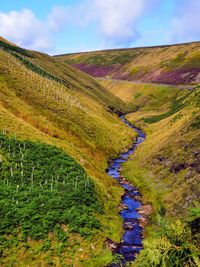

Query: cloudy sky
[[0, 0, 199, 54]]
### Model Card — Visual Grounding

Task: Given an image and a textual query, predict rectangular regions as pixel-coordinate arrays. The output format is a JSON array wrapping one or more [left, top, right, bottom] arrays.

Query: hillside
[[99, 79, 200, 266], [100, 79, 200, 215], [55, 42, 200, 85], [0, 37, 199, 267], [0, 38, 135, 266]]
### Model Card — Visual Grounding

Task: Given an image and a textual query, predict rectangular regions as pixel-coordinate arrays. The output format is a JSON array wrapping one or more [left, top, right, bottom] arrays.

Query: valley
[[0, 37, 199, 266]]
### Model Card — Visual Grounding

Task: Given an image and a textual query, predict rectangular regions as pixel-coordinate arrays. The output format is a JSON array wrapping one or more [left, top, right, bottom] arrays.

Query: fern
[[135, 219, 200, 267]]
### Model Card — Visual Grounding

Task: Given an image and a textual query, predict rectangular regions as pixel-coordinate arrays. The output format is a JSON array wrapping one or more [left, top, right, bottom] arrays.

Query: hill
[[100, 79, 200, 215], [55, 42, 200, 85], [99, 79, 200, 266], [0, 37, 199, 266], [0, 38, 134, 266]]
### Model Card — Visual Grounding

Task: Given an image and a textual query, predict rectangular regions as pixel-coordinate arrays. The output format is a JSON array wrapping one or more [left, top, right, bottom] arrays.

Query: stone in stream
[[105, 238, 118, 252], [137, 205, 153, 227], [137, 204, 153, 215], [118, 203, 129, 210], [124, 219, 143, 231]]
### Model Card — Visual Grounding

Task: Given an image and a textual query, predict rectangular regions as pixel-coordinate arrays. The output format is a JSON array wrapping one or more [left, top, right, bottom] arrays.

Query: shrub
[[0, 132, 102, 244], [135, 219, 200, 267]]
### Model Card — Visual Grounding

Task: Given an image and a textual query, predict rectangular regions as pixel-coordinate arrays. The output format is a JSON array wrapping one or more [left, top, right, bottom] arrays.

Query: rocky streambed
[[107, 115, 148, 266]]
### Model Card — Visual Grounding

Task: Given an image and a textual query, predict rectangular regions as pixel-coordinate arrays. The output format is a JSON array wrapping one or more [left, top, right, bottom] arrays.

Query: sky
[[0, 0, 199, 55]]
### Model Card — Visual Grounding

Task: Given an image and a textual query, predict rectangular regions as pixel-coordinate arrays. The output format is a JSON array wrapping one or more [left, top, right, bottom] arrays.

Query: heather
[[72, 63, 116, 77], [57, 42, 200, 86], [145, 68, 200, 85]]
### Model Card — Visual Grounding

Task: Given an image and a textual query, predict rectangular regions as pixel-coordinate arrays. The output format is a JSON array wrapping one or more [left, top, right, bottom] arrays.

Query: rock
[[137, 205, 153, 227], [157, 156, 165, 162], [185, 170, 194, 180], [118, 204, 128, 210], [170, 162, 186, 173], [124, 222, 134, 230], [164, 159, 172, 167], [130, 195, 142, 201], [137, 205, 153, 216], [105, 238, 118, 252], [189, 218, 200, 235], [139, 217, 148, 228], [189, 158, 200, 173], [193, 150, 200, 157]]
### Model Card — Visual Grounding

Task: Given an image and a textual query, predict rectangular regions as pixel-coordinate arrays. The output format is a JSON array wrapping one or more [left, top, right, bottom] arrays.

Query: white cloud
[[0, 9, 52, 51], [48, 6, 70, 31], [1, 0, 176, 53], [170, 0, 200, 42], [1, 1, 198, 54], [90, 0, 144, 44], [47, 0, 161, 46]]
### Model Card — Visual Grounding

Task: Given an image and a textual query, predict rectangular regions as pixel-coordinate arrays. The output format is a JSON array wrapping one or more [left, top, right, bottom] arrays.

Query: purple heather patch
[[71, 63, 200, 85], [72, 64, 116, 77], [144, 68, 200, 85], [113, 68, 200, 85]]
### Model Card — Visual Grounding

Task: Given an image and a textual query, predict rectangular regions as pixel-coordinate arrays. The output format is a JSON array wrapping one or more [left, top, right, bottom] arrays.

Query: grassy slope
[[55, 42, 200, 85], [100, 79, 200, 216], [0, 39, 135, 266], [0, 136, 102, 265], [100, 79, 200, 266]]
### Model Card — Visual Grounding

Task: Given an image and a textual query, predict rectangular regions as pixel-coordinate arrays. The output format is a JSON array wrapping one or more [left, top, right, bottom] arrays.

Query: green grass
[[63, 51, 138, 66], [99, 80, 183, 115], [143, 92, 191, 124], [0, 133, 102, 242], [160, 52, 187, 69], [191, 115, 200, 129], [12, 53, 66, 85], [134, 218, 200, 267]]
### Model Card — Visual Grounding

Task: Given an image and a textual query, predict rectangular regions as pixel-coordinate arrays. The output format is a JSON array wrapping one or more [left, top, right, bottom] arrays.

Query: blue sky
[[0, 0, 199, 54]]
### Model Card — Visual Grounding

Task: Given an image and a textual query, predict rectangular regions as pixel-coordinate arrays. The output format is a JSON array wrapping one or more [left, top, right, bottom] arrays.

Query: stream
[[107, 115, 146, 266]]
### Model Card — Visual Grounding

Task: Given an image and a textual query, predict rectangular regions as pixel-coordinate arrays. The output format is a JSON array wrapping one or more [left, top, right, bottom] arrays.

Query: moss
[[143, 91, 191, 124]]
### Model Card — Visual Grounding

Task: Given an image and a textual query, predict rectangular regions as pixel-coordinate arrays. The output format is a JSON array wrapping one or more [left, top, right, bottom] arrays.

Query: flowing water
[[107, 115, 146, 266]]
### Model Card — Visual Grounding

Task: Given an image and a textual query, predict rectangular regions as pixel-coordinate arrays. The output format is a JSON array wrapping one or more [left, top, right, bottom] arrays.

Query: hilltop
[[55, 41, 200, 85]]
